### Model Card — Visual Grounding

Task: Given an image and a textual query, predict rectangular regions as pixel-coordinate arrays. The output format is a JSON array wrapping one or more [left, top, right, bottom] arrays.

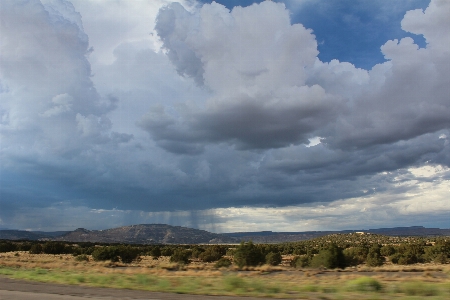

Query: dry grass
[[0, 252, 449, 299]]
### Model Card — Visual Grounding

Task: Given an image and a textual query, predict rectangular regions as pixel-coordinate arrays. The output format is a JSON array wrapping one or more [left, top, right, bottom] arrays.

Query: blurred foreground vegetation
[[0, 265, 449, 299], [0, 233, 450, 299]]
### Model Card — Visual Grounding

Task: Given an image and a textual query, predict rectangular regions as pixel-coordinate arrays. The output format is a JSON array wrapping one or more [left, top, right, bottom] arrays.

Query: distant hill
[[1, 225, 449, 244], [222, 226, 450, 243], [0, 230, 55, 241], [53, 224, 237, 244]]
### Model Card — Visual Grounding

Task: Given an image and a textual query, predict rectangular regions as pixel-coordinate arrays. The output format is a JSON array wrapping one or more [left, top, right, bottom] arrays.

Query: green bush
[[346, 277, 383, 292], [310, 244, 346, 269], [161, 246, 174, 256], [75, 254, 89, 262], [42, 242, 68, 254], [433, 253, 448, 264], [343, 246, 369, 266], [215, 258, 232, 268], [380, 245, 396, 256], [265, 252, 282, 266], [290, 255, 311, 268], [29, 243, 43, 254], [92, 246, 120, 262], [365, 246, 384, 267], [224, 276, 246, 291], [117, 245, 140, 263], [190, 246, 205, 259], [402, 281, 440, 296], [72, 247, 82, 256], [149, 246, 161, 260], [396, 253, 419, 265], [82, 246, 95, 255], [233, 241, 265, 268], [0, 242, 18, 253], [198, 245, 225, 262], [170, 248, 191, 264]]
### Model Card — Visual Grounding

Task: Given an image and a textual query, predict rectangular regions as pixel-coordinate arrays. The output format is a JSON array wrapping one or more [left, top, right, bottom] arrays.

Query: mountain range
[[1, 224, 449, 244]]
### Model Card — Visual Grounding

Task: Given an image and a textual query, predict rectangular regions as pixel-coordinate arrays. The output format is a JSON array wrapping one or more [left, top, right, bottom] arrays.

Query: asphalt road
[[0, 277, 266, 300]]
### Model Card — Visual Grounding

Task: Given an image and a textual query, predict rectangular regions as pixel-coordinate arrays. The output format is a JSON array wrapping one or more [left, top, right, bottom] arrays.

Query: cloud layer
[[0, 0, 449, 231]]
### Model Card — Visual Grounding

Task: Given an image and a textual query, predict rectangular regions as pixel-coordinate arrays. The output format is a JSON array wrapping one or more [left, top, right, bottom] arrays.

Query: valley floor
[[0, 252, 449, 299]]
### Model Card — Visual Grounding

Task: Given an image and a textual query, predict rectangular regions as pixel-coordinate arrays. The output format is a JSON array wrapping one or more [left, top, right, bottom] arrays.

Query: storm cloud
[[0, 0, 449, 231]]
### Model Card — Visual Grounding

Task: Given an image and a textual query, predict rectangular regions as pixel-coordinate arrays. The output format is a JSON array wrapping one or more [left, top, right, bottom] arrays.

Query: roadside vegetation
[[0, 234, 449, 299]]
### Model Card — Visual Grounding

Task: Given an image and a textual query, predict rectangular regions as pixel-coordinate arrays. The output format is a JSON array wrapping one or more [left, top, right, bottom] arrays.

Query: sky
[[0, 0, 449, 233]]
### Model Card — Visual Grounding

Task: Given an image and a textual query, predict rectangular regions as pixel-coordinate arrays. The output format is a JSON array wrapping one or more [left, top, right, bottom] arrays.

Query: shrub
[[92, 246, 120, 262], [233, 241, 265, 268], [346, 277, 383, 292], [226, 248, 236, 256], [433, 253, 448, 264], [265, 252, 282, 266], [380, 245, 396, 256], [75, 254, 89, 262], [290, 255, 311, 268], [394, 252, 419, 265], [344, 246, 369, 266], [191, 246, 205, 259], [91, 245, 141, 263], [310, 244, 346, 269], [149, 246, 161, 260], [18, 242, 32, 252], [82, 246, 95, 255], [161, 246, 174, 256], [215, 258, 232, 268], [0, 242, 17, 253], [29, 243, 43, 254], [170, 248, 191, 264], [224, 276, 246, 291], [72, 247, 82, 256], [42, 242, 68, 255], [402, 281, 440, 296], [117, 245, 140, 263], [366, 246, 384, 267], [198, 245, 225, 262]]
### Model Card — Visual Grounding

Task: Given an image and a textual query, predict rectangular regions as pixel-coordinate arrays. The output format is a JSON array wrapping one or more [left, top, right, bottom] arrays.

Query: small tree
[[310, 244, 346, 269], [42, 242, 67, 254], [344, 246, 369, 266], [29, 243, 43, 254], [366, 246, 384, 267], [233, 241, 265, 268], [92, 246, 120, 262], [0, 242, 17, 253], [199, 245, 226, 262], [215, 257, 232, 268], [170, 248, 191, 264], [380, 245, 396, 257], [290, 255, 311, 268], [161, 246, 174, 256], [265, 252, 282, 266], [117, 245, 140, 263], [149, 246, 161, 260]]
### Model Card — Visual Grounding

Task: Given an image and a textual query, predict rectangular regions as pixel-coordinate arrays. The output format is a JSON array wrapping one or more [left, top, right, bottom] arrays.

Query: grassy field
[[1, 251, 450, 299]]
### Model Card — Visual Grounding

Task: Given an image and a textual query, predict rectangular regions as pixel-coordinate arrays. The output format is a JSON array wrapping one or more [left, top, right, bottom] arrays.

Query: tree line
[[1, 233, 449, 268]]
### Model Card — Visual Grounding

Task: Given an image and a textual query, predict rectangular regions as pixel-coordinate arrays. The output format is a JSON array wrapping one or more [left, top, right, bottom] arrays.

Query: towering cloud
[[147, 0, 449, 157], [0, 0, 129, 159], [0, 0, 449, 231], [144, 1, 342, 152]]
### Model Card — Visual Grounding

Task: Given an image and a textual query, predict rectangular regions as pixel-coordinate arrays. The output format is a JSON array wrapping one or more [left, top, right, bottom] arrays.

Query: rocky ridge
[[1, 225, 449, 244]]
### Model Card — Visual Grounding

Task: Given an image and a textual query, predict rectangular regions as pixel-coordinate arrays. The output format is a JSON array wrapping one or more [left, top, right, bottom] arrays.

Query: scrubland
[[1, 251, 449, 299]]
